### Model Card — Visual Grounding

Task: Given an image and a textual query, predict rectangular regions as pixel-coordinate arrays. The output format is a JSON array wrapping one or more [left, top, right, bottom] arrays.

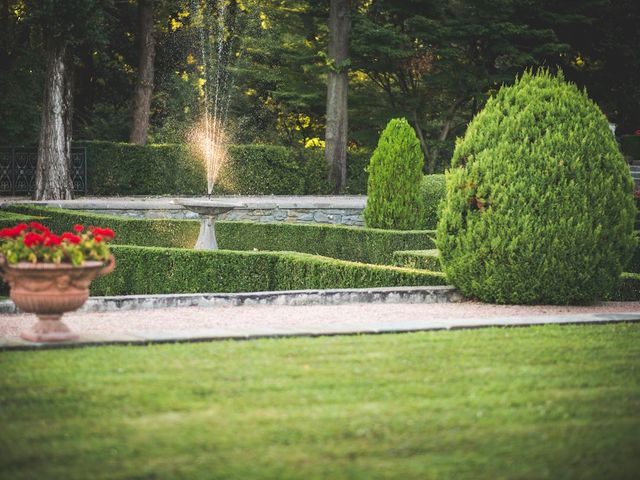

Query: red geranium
[[0, 224, 29, 238], [0, 222, 114, 265], [44, 234, 61, 247], [61, 232, 81, 244], [30, 221, 50, 234], [23, 232, 44, 247], [92, 227, 115, 239]]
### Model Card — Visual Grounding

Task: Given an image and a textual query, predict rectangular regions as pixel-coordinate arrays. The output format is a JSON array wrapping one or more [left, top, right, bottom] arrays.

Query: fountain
[[176, 0, 249, 249]]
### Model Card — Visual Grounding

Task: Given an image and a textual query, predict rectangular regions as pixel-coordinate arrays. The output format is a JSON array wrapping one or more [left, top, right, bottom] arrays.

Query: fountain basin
[[175, 199, 245, 250]]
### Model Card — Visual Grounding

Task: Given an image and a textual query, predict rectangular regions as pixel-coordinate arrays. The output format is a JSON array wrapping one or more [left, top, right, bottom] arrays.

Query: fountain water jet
[[178, 0, 249, 249]]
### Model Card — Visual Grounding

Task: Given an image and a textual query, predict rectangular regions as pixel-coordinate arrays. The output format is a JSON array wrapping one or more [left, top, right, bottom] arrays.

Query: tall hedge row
[[78, 141, 370, 196], [421, 174, 445, 229]]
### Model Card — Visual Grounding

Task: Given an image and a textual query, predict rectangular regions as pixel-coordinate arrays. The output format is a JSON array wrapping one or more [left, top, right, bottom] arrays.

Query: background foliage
[[1, 0, 639, 175]]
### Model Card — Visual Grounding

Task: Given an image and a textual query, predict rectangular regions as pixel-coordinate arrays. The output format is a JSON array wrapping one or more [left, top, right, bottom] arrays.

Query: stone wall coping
[[0, 195, 368, 212]]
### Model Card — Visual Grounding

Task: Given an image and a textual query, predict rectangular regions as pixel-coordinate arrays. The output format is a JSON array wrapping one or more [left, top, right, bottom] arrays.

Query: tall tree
[[324, 0, 351, 193], [129, 0, 156, 144], [26, 0, 106, 200], [35, 38, 74, 199]]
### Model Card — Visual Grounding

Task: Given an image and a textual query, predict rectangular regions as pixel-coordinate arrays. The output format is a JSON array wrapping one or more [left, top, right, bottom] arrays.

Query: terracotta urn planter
[[0, 255, 115, 342]]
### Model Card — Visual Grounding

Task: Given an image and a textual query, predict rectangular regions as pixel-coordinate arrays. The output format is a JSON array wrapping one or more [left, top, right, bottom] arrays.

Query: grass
[[1, 324, 639, 479]]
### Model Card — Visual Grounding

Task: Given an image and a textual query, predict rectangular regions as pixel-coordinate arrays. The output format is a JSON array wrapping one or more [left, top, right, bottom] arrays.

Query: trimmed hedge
[[78, 141, 370, 196], [216, 221, 436, 265], [421, 174, 445, 229], [392, 250, 441, 271], [90, 245, 447, 296], [346, 150, 370, 194], [0, 211, 43, 227], [3, 205, 199, 249], [606, 273, 640, 301]]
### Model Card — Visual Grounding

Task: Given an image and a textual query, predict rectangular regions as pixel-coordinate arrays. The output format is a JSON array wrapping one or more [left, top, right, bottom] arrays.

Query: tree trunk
[[129, 0, 156, 145], [325, 0, 350, 194], [34, 39, 74, 200]]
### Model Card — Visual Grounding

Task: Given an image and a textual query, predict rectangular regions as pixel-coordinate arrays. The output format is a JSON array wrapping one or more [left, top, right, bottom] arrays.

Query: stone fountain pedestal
[[175, 199, 245, 250]]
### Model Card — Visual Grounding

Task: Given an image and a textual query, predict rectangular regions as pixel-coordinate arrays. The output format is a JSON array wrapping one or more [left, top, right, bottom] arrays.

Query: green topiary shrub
[[421, 174, 445, 229], [363, 118, 425, 230], [437, 70, 636, 304]]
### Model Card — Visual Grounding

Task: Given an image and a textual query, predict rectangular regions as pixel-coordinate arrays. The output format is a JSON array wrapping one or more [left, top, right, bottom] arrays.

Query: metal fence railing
[[0, 147, 87, 196]]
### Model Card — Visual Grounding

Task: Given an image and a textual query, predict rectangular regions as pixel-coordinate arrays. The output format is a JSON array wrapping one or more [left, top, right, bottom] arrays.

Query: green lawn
[[1, 324, 639, 479]]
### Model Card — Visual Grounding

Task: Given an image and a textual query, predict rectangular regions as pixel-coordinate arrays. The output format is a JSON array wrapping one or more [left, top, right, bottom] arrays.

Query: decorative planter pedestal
[[0, 255, 115, 342], [176, 199, 244, 250]]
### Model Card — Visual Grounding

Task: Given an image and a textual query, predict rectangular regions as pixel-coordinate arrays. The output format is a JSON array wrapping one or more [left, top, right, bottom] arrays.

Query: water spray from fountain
[[188, 0, 242, 196]]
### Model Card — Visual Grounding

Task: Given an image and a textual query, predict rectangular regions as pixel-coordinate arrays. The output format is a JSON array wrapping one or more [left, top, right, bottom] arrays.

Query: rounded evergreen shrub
[[421, 174, 445, 229], [436, 70, 636, 304], [364, 118, 425, 230]]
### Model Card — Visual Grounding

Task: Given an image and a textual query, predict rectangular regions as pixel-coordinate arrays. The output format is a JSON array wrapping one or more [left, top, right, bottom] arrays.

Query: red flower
[[94, 235, 103, 243], [24, 232, 44, 247], [44, 234, 61, 247], [30, 221, 50, 234], [635, 191, 640, 199], [1, 224, 29, 238], [93, 227, 115, 239], [61, 232, 81, 244], [73, 224, 84, 233], [635, 129, 640, 136]]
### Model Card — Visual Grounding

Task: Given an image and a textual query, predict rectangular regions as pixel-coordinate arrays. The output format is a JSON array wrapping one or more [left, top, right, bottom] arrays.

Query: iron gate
[[0, 147, 87, 196]]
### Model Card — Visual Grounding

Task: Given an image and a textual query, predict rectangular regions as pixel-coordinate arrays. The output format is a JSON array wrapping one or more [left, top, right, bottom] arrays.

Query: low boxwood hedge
[[216, 221, 436, 265], [90, 245, 447, 296], [3, 205, 199, 249], [392, 250, 441, 271], [0, 211, 43, 227]]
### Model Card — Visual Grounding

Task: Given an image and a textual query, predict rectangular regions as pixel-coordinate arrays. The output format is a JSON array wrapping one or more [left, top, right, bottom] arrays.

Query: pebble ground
[[0, 301, 638, 338]]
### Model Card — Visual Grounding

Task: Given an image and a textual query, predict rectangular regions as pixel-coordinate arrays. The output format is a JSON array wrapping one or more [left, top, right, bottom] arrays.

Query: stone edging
[[0, 286, 462, 314]]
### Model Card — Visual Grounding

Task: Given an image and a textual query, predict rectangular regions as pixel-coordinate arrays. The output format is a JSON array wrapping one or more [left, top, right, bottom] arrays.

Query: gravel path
[[1, 301, 638, 338]]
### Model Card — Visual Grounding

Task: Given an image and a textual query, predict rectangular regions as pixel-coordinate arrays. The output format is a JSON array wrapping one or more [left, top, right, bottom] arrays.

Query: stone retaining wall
[[3, 196, 368, 226], [87, 207, 364, 225]]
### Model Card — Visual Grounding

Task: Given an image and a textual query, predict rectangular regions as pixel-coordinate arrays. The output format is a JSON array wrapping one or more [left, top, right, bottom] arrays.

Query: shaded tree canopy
[[0, 0, 638, 173]]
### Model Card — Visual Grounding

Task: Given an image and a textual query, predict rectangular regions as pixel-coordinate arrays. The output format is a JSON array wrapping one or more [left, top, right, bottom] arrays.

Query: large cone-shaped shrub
[[364, 118, 425, 230], [436, 70, 636, 304]]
